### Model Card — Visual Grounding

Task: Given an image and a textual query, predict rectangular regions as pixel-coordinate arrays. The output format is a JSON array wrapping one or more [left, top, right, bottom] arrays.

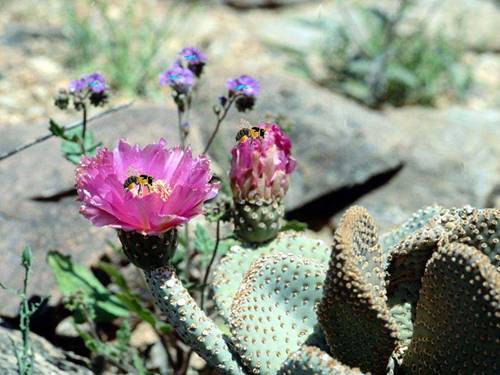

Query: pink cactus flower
[[230, 123, 296, 202], [76, 139, 219, 235]]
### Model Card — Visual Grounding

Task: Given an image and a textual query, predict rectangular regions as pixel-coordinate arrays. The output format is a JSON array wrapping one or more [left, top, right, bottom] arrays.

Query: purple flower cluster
[[69, 73, 108, 94], [158, 46, 259, 112], [226, 75, 260, 98], [226, 75, 260, 112], [159, 63, 195, 94], [159, 47, 207, 94], [56, 72, 109, 110], [179, 47, 207, 77]]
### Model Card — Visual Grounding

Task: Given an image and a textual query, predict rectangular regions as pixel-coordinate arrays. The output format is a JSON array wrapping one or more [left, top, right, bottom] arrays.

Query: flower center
[[236, 84, 249, 91], [151, 180, 172, 201]]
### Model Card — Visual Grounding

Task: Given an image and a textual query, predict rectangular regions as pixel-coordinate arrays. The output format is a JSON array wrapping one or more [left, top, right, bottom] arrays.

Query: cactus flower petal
[[76, 138, 219, 235]]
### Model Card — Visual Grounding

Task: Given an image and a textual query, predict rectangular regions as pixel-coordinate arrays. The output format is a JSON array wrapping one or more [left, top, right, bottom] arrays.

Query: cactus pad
[[211, 232, 330, 320], [386, 207, 500, 342], [318, 206, 397, 374], [277, 346, 364, 375], [380, 205, 442, 254], [229, 253, 327, 374], [144, 266, 245, 374], [233, 199, 284, 243], [446, 207, 500, 269], [402, 243, 500, 373]]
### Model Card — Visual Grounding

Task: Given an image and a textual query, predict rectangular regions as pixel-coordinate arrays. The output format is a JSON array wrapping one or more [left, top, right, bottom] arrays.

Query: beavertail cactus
[[230, 123, 296, 243], [229, 253, 326, 373], [144, 266, 245, 374], [401, 242, 499, 373], [75, 141, 499, 375], [278, 346, 363, 375], [318, 206, 398, 374], [211, 231, 330, 320]]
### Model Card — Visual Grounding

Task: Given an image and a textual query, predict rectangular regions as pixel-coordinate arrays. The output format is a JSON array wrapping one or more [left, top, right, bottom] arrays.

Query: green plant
[[1, 247, 47, 375], [275, 3, 471, 108], [63, 0, 184, 96], [120, 205, 498, 374], [47, 251, 167, 373]]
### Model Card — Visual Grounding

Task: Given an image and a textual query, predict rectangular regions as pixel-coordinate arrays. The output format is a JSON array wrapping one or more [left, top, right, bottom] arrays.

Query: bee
[[235, 126, 266, 143], [123, 174, 154, 194]]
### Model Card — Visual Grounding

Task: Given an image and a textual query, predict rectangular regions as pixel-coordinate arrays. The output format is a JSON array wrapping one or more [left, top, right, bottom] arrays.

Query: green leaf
[[21, 246, 33, 269], [194, 224, 214, 256], [386, 64, 419, 88], [47, 251, 129, 322], [281, 220, 308, 232], [98, 261, 171, 334], [132, 351, 149, 375], [61, 127, 102, 164], [49, 119, 66, 138], [116, 320, 132, 353], [116, 292, 171, 334], [97, 262, 130, 292]]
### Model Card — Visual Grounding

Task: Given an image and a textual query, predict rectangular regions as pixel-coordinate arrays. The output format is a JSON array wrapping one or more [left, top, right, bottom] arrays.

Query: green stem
[[203, 95, 239, 155], [80, 103, 88, 156], [20, 269, 32, 374], [200, 219, 221, 310], [144, 266, 245, 374]]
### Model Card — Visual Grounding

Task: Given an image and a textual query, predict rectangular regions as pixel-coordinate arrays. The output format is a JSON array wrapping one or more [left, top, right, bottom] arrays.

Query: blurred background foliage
[[62, 0, 189, 96], [271, 0, 471, 108]]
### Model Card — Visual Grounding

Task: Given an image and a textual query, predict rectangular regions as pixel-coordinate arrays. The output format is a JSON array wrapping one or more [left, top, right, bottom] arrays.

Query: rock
[[403, 0, 500, 53], [28, 57, 62, 80], [130, 321, 158, 348], [337, 107, 500, 232], [466, 52, 500, 110], [0, 325, 91, 374], [55, 317, 82, 338], [147, 341, 169, 375]]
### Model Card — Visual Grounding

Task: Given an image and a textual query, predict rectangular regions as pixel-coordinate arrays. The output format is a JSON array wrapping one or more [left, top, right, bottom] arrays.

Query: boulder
[[0, 325, 91, 374], [337, 107, 500, 232]]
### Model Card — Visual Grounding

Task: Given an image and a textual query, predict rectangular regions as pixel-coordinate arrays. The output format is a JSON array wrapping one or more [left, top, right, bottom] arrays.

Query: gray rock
[[337, 107, 500, 232], [0, 325, 91, 374]]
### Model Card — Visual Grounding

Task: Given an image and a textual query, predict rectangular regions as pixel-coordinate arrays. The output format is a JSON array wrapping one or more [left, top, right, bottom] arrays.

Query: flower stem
[[200, 219, 221, 310], [0, 102, 133, 163], [174, 95, 192, 257], [203, 95, 239, 155], [80, 103, 88, 156]]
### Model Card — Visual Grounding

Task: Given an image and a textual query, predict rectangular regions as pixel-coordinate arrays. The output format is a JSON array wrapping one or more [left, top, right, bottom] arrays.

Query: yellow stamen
[[152, 180, 172, 201]]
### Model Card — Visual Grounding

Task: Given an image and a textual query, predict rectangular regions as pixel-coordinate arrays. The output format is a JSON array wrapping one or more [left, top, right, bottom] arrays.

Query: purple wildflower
[[69, 78, 87, 93], [226, 75, 260, 98], [179, 47, 207, 65], [226, 75, 260, 112], [85, 73, 107, 93], [69, 72, 108, 94], [179, 47, 207, 77], [159, 64, 195, 94]]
